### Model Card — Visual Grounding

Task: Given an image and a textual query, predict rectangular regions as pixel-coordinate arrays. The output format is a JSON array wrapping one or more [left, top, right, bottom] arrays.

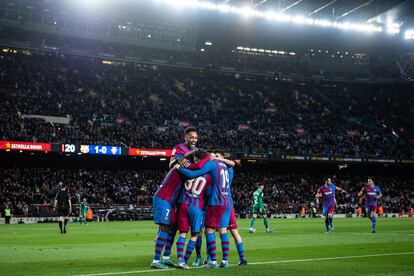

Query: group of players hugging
[[151, 127, 383, 269], [151, 127, 247, 269]]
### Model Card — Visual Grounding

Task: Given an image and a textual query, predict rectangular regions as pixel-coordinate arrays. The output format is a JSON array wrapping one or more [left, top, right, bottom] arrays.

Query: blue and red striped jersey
[[318, 184, 336, 207], [154, 169, 183, 206], [179, 160, 230, 207], [362, 185, 381, 206], [178, 174, 212, 210]]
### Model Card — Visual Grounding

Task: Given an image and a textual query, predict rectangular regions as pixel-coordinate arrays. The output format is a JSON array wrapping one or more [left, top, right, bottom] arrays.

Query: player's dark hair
[[194, 149, 208, 160], [257, 183, 264, 188], [368, 176, 374, 182], [184, 126, 197, 135], [214, 149, 226, 156]]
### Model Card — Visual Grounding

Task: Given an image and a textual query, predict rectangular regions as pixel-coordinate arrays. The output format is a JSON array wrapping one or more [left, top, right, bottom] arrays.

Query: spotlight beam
[[308, 0, 338, 17], [280, 0, 304, 12], [335, 0, 374, 21]]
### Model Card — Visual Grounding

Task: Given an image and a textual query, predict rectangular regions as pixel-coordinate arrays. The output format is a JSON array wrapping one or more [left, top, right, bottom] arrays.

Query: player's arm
[[228, 167, 234, 184], [336, 186, 348, 194], [169, 145, 192, 168], [376, 187, 383, 200], [214, 157, 236, 168], [169, 154, 190, 168], [315, 187, 323, 198], [357, 187, 365, 197], [68, 195, 72, 213], [53, 193, 58, 211], [178, 162, 214, 178]]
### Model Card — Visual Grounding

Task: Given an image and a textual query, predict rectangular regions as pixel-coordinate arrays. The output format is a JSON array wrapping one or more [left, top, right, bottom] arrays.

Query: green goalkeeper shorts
[[253, 205, 266, 215]]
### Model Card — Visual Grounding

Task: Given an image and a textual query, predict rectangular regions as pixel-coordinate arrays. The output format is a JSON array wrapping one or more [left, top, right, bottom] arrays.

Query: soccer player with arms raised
[[358, 177, 382, 233]]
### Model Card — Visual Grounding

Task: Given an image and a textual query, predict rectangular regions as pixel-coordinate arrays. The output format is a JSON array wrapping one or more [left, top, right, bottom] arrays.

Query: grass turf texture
[[0, 218, 413, 275]]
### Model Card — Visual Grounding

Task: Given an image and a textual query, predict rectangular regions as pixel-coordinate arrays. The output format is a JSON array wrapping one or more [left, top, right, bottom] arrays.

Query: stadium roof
[[213, 0, 413, 24]]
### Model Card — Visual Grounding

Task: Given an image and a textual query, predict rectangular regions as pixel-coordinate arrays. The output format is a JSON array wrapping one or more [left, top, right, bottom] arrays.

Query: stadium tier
[[1, 51, 413, 160]]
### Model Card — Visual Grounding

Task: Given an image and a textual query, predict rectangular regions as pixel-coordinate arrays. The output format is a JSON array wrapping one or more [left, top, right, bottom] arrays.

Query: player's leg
[[58, 216, 63, 233], [152, 224, 170, 269], [151, 196, 171, 269], [204, 206, 225, 269], [176, 232, 188, 267], [63, 215, 68, 233], [176, 204, 191, 268], [262, 209, 271, 232], [249, 207, 258, 233], [184, 207, 202, 267], [218, 228, 230, 268], [194, 209, 206, 267], [162, 206, 177, 266], [205, 227, 218, 268], [370, 206, 377, 233], [328, 206, 334, 231], [322, 206, 330, 232], [183, 233, 198, 267], [229, 207, 247, 265], [193, 230, 203, 266], [218, 206, 231, 268]]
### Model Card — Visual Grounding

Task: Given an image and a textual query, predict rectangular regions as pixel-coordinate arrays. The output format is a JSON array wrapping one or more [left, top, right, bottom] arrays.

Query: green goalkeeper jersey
[[253, 189, 265, 209], [81, 202, 88, 215]]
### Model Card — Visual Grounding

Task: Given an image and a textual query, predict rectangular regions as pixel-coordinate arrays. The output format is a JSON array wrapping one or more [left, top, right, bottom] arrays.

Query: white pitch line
[[73, 251, 414, 276]]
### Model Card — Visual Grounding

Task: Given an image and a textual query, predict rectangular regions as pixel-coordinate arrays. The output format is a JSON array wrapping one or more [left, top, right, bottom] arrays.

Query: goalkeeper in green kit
[[80, 197, 88, 225], [249, 183, 272, 233]]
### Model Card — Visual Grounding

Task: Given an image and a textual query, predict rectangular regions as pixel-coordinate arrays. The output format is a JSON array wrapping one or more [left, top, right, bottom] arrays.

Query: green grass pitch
[[0, 218, 413, 275]]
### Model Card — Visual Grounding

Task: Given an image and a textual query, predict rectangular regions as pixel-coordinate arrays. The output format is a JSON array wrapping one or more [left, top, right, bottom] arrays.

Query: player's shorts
[[252, 205, 266, 215], [153, 195, 176, 226], [228, 206, 238, 230], [219, 204, 232, 228], [322, 205, 335, 216], [365, 205, 377, 215], [205, 205, 227, 229], [57, 206, 70, 217], [81, 211, 87, 218], [177, 203, 204, 233]]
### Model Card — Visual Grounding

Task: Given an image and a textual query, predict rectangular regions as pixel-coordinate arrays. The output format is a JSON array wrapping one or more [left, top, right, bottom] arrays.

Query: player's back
[[180, 174, 212, 210], [155, 168, 184, 205], [56, 191, 70, 207], [206, 159, 230, 206], [253, 189, 262, 206]]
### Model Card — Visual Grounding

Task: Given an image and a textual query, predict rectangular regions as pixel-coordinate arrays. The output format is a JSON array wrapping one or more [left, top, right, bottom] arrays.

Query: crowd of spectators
[[1, 51, 413, 159], [1, 167, 412, 217]]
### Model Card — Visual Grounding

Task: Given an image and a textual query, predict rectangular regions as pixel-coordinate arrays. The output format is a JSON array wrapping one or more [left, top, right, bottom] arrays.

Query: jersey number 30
[[185, 177, 207, 196]]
